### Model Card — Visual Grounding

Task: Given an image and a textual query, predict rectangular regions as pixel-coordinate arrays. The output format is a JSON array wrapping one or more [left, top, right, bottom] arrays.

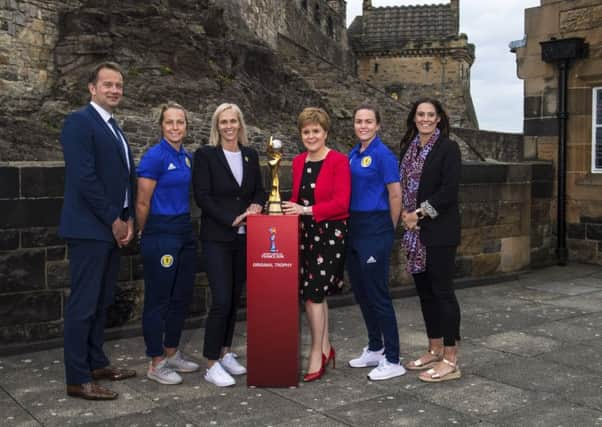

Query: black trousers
[[202, 236, 246, 360], [412, 245, 461, 347]]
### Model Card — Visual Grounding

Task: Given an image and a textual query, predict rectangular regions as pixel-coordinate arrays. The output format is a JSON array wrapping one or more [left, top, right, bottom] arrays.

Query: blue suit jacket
[[59, 104, 136, 242]]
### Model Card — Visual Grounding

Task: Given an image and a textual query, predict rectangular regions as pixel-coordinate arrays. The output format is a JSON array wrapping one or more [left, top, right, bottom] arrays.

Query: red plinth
[[246, 214, 299, 387]]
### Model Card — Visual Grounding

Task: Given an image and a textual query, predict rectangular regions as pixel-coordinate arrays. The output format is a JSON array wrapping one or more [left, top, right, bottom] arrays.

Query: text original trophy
[[266, 136, 283, 215]]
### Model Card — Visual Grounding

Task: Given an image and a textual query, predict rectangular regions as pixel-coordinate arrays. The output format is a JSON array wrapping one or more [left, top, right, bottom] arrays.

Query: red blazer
[[290, 149, 351, 223]]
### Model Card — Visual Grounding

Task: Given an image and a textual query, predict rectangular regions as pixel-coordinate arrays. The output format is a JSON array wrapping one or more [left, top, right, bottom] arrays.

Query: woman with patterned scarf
[[399, 98, 462, 383]]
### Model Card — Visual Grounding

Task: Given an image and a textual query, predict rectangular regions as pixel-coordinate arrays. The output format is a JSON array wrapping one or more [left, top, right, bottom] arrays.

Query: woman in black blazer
[[192, 103, 266, 387], [399, 98, 462, 383]]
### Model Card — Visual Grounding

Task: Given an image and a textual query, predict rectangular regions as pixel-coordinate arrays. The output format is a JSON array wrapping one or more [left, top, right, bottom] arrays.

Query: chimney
[[450, 0, 459, 34], [363, 0, 372, 13]]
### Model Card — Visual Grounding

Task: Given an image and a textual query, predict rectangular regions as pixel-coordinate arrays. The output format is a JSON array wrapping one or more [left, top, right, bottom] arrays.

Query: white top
[[90, 101, 130, 209], [222, 148, 245, 234]]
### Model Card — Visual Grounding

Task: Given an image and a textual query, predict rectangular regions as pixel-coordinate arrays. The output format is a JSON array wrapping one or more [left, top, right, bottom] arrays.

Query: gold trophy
[[266, 136, 283, 215]]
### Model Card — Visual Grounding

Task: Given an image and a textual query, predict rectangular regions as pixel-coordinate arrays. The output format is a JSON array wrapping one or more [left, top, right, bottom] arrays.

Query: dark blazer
[[403, 136, 461, 247], [59, 104, 136, 242], [192, 145, 266, 241]]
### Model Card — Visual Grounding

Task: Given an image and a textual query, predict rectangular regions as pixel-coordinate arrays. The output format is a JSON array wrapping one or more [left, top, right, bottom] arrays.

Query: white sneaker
[[220, 352, 247, 375], [147, 359, 183, 385], [348, 346, 385, 368], [166, 350, 200, 373], [204, 362, 235, 387], [367, 359, 407, 381]]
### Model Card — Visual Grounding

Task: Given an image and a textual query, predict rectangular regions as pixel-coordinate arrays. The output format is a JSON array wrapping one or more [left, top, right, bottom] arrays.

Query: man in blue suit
[[59, 62, 137, 400]]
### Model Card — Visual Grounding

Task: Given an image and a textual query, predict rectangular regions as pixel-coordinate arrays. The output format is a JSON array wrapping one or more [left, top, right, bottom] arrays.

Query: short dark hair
[[88, 62, 124, 85], [353, 103, 381, 125]]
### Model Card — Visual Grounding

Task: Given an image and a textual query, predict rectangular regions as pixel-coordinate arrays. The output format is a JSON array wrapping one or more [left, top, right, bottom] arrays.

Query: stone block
[[524, 95, 541, 118], [188, 284, 208, 316], [531, 180, 553, 198], [0, 249, 45, 293], [132, 254, 144, 281], [46, 260, 70, 289], [20, 166, 64, 197], [568, 88, 592, 115], [531, 246, 555, 267], [567, 223, 585, 239], [0, 291, 62, 327], [458, 228, 481, 255], [46, 246, 66, 261], [537, 142, 557, 162], [0, 320, 63, 344], [0, 198, 62, 228], [0, 166, 19, 198], [0, 229, 19, 250], [581, 216, 602, 224], [500, 236, 530, 272], [20, 227, 62, 247], [531, 162, 554, 181], [472, 253, 500, 276], [460, 203, 498, 228], [461, 163, 507, 184], [568, 238, 597, 263], [454, 256, 472, 278], [482, 239, 502, 254], [525, 117, 558, 137], [586, 223, 602, 241]]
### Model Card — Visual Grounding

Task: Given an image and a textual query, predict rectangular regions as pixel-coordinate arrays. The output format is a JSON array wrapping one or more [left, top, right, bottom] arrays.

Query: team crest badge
[[160, 254, 174, 268], [361, 156, 372, 167], [185, 157, 191, 168]]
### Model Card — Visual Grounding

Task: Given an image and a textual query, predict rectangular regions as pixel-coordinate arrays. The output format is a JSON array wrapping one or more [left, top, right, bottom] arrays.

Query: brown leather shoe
[[66, 382, 118, 400], [91, 366, 137, 381]]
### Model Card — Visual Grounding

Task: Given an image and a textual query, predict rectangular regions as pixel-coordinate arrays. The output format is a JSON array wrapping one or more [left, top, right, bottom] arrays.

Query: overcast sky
[[346, 0, 541, 132]]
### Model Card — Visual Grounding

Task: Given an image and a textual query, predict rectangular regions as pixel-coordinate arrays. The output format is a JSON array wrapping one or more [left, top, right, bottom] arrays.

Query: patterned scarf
[[400, 128, 440, 274]]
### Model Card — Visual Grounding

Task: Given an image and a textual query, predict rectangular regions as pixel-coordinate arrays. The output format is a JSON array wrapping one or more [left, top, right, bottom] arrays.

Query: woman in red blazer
[[282, 107, 351, 382]]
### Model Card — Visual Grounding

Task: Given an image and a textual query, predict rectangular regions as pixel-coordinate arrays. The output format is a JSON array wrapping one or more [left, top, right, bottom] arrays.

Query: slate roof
[[349, 3, 458, 53]]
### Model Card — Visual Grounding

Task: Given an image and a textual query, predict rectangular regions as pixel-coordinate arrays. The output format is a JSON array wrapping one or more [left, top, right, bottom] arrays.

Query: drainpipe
[[540, 38, 587, 266]]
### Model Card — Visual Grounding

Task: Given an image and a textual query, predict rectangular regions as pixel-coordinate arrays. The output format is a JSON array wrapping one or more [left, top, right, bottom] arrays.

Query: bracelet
[[302, 206, 308, 215]]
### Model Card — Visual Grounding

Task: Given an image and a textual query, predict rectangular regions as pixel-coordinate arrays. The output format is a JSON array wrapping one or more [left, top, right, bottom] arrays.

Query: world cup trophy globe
[[266, 136, 283, 215]]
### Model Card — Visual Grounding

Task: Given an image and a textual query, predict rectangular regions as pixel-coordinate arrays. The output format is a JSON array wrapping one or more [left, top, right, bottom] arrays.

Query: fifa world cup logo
[[269, 227, 277, 253]]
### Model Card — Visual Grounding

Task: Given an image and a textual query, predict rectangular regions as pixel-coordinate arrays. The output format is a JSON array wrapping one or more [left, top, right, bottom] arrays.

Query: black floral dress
[[299, 160, 347, 303]]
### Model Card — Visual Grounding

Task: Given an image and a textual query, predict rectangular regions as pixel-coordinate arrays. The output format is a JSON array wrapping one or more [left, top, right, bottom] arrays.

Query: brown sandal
[[419, 358, 461, 383], [405, 349, 443, 371]]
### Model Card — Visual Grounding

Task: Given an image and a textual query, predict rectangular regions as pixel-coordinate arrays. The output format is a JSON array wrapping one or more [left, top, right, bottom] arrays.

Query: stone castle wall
[[0, 160, 554, 350], [514, 0, 602, 265], [234, 0, 354, 71]]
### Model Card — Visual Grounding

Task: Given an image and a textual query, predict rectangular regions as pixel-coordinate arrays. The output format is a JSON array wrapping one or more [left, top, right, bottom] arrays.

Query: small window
[[374, 63, 379, 73], [593, 87, 602, 173], [301, 0, 307, 10]]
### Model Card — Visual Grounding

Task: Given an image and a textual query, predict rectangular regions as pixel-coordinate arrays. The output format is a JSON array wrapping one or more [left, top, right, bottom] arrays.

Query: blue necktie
[[108, 117, 130, 171]]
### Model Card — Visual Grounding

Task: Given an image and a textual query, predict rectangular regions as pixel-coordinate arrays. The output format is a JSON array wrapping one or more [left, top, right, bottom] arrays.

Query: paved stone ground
[[2, 264, 602, 426]]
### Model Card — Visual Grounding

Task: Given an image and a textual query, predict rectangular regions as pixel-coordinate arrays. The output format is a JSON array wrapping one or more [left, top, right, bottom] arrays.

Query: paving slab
[[539, 342, 602, 374], [493, 398, 602, 427], [410, 373, 545, 421], [172, 388, 311, 427], [474, 356, 602, 411], [0, 388, 41, 427], [525, 279, 602, 296], [325, 391, 478, 426], [475, 331, 562, 357], [537, 292, 602, 313]]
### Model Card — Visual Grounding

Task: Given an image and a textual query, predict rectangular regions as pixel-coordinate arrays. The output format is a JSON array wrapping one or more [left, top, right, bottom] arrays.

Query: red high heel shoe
[[303, 355, 326, 382], [324, 347, 336, 369]]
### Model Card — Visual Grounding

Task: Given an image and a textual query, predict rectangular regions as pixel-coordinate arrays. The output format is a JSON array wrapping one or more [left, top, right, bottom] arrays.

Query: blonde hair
[[297, 107, 331, 132], [208, 103, 249, 146]]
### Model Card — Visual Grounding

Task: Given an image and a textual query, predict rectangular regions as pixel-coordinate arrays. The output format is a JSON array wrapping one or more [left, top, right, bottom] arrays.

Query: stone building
[[348, 0, 478, 128], [512, 0, 602, 265]]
